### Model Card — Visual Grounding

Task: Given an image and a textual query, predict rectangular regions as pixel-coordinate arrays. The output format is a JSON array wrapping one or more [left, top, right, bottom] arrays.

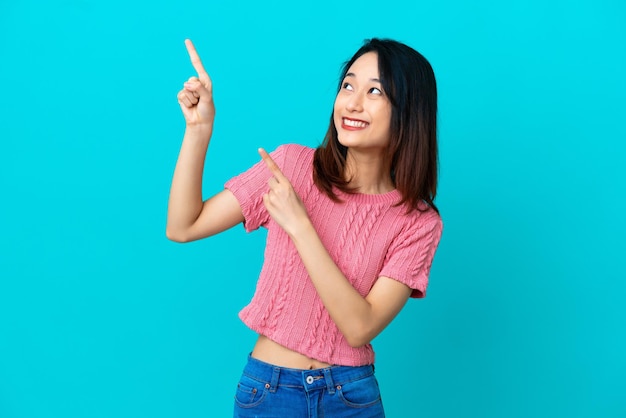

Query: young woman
[[167, 37, 443, 417]]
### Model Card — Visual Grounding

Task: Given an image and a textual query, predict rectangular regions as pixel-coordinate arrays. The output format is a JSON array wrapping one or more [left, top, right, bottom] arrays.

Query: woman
[[167, 37, 443, 417]]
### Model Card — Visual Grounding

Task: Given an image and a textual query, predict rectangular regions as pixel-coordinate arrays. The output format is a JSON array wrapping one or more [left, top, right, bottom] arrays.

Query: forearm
[[258, 149, 408, 347], [289, 222, 375, 347], [166, 125, 213, 237]]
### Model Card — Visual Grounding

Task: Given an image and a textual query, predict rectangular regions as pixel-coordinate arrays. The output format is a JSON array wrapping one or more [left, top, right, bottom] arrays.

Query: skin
[[167, 40, 412, 369], [333, 52, 394, 194]]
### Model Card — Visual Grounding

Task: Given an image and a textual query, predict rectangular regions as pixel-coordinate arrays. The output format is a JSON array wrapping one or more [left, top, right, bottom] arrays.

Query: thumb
[[184, 78, 213, 101]]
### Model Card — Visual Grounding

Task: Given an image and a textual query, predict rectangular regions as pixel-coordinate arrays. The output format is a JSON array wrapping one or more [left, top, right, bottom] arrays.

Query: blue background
[[1, 0, 625, 417]]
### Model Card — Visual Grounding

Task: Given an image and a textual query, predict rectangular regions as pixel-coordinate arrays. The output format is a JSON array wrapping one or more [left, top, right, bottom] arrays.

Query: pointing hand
[[259, 148, 311, 237], [177, 39, 215, 127]]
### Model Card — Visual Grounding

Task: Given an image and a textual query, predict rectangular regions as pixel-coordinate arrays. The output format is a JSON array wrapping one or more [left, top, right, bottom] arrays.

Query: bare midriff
[[251, 335, 333, 370]]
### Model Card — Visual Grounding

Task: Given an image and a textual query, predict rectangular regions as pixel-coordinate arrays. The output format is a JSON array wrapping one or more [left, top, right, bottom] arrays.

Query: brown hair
[[313, 38, 439, 213]]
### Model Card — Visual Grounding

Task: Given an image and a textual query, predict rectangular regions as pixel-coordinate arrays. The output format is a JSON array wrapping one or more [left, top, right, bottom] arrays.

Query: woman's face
[[333, 52, 392, 154]]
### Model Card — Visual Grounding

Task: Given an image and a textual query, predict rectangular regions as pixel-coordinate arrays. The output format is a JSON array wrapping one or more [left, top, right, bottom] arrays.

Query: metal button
[[306, 376, 314, 384]]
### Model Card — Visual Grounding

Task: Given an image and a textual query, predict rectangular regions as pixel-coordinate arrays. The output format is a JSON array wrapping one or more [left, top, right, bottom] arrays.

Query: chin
[[336, 135, 357, 149]]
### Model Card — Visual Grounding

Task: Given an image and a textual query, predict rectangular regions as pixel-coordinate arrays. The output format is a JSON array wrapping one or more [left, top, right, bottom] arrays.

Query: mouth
[[341, 117, 369, 130]]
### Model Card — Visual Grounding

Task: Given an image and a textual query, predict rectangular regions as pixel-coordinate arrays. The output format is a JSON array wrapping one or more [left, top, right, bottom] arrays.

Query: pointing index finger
[[259, 148, 286, 181], [184, 39, 210, 84]]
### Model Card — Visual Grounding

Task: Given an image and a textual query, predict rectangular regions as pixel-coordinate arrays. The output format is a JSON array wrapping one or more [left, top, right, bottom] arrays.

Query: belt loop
[[323, 368, 335, 395], [269, 366, 280, 393]]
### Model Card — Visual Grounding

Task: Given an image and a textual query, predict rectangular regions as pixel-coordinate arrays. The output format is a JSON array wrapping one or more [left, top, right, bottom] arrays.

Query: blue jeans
[[233, 355, 385, 417]]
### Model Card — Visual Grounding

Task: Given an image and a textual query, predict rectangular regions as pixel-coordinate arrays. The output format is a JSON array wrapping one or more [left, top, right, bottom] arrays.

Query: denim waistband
[[242, 355, 375, 394]]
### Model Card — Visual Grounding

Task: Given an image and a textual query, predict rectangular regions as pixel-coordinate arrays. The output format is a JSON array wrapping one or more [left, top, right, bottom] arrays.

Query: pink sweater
[[225, 144, 443, 366]]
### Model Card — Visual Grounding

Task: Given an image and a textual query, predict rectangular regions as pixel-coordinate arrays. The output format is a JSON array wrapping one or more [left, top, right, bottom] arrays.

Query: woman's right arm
[[166, 39, 244, 243]]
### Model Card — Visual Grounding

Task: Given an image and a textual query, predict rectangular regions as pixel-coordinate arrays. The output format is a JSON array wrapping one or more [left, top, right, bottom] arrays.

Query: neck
[[344, 149, 394, 194]]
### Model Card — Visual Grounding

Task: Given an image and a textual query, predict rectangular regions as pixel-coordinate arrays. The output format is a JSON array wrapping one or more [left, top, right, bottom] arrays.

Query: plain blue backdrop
[[1, 0, 625, 417]]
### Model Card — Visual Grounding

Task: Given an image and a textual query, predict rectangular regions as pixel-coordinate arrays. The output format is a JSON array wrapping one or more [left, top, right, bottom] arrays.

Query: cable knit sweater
[[225, 144, 443, 366]]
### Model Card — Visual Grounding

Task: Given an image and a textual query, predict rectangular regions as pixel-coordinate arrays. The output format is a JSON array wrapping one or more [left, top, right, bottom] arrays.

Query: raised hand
[[177, 39, 215, 127], [259, 148, 311, 237]]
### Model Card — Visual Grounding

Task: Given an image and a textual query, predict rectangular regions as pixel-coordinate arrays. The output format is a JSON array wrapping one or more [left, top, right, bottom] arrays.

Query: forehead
[[346, 52, 380, 78]]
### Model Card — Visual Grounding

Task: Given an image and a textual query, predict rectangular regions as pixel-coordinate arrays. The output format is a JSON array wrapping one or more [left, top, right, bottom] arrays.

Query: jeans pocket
[[234, 374, 269, 408], [337, 374, 380, 408], [337, 373, 382, 408]]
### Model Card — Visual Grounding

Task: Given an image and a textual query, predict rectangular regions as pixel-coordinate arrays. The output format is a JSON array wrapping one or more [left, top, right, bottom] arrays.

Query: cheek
[[375, 109, 392, 139], [380, 107, 392, 130]]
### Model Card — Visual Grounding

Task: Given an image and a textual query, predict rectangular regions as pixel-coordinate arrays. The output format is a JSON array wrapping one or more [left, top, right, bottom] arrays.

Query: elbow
[[344, 326, 374, 348], [346, 337, 371, 349], [346, 335, 371, 349], [165, 227, 191, 243]]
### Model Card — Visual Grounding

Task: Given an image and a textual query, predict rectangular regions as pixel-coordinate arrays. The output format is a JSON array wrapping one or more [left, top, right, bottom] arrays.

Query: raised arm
[[166, 39, 243, 243]]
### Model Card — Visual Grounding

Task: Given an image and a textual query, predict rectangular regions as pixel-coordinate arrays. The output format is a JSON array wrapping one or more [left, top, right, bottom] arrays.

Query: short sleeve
[[379, 211, 443, 298], [224, 146, 288, 232]]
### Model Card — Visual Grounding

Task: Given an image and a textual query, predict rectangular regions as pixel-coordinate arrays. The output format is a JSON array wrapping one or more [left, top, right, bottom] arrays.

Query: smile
[[342, 118, 369, 129]]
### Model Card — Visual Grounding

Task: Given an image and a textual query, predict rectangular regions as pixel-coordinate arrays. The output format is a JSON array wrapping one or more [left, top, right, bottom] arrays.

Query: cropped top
[[225, 144, 442, 366]]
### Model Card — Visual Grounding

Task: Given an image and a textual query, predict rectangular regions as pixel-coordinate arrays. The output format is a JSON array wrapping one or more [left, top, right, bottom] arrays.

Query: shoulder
[[273, 143, 316, 175], [275, 143, 315, 160], [398, 204, 443, 236]]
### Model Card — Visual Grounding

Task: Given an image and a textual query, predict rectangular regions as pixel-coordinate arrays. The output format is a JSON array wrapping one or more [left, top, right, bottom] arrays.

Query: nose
[[346, 91, 364, 112]]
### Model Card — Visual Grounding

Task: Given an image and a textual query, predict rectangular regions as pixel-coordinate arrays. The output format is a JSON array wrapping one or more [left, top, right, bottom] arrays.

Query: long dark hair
[[313, 38, 439, 213]]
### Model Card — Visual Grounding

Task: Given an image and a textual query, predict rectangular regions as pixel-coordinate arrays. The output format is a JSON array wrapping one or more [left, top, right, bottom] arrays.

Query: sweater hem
[[239, 311, 375, 367]]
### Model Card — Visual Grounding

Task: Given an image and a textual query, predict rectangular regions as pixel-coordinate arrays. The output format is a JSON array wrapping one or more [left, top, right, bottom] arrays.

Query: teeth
[[343, 118, 368, 128]]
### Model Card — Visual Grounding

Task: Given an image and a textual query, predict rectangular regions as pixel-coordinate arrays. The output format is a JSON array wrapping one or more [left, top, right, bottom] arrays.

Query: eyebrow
[[345, 72, 382, 83]]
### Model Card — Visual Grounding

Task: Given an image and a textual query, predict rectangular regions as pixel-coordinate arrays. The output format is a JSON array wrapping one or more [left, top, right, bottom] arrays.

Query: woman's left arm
[[259, 149, 412, 348]]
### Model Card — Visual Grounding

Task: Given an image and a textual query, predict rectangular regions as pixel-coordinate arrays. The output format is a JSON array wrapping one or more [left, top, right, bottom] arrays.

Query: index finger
[[184, 39, 210, 83], [258, 148, 287, 181]]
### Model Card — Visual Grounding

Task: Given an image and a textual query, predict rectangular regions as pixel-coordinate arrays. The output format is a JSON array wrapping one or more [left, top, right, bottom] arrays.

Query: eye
[[369, 87, 383, 95], [342, 82, 354, 91]]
